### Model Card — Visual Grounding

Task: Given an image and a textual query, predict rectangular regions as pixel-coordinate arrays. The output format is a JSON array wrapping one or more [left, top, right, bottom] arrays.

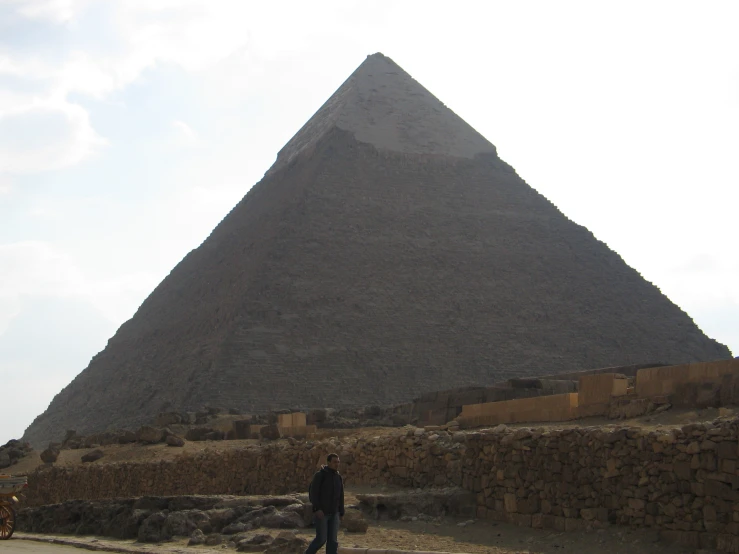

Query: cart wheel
[[0, 504, 15, 539]]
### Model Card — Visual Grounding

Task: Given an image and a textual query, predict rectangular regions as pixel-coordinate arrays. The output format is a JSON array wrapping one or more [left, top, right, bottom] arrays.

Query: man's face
[[328, 457, 340, 470]]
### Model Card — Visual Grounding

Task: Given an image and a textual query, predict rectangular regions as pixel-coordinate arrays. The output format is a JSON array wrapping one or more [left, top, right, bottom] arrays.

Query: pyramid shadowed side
[[21, 127, 731, 447]]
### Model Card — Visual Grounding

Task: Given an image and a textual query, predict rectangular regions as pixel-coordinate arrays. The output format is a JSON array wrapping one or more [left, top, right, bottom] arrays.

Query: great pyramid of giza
[[23, 53, 730, 447]]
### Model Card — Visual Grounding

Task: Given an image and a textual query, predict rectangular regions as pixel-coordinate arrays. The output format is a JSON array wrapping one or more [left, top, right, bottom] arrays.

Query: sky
[[0, 0, 737, 446]]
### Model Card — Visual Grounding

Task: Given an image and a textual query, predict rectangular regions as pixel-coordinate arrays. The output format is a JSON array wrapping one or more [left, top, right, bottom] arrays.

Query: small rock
[[137, 425, 165, 444], [188, 529, 206, 546], [205, 533, 223, 546], [81, 449, 104, 463], [262, 510, 305, 529], [166, 434, 185, 447], [40, 445, 60, 464], [222, 522, 249, 535], [342, 510, 368, 533]]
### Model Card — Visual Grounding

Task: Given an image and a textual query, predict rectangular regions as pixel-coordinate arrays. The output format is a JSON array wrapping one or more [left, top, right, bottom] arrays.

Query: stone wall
[[456, 359, 739, 427], [22, 419, 739, 552], [394, 363, 667, 427], [637, 359, 739, 398], [458, 393, 579, 427]]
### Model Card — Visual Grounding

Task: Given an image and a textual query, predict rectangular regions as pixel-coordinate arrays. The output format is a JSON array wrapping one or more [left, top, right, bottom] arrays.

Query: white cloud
[[0, 242, 81, 334], [0, 100, 106, 174], [2, 0, 89, 23], [0, 241, 158, 335], [0, 174, 12, 194], [172, 119, 199, 146]]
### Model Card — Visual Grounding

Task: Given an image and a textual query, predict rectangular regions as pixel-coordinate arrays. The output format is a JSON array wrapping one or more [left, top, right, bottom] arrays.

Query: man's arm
[[339, 476, 345, 517], [309, 472, 322, 512]]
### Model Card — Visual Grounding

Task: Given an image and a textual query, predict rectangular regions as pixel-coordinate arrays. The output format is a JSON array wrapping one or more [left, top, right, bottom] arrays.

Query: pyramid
[[23, 53, 730, 447]]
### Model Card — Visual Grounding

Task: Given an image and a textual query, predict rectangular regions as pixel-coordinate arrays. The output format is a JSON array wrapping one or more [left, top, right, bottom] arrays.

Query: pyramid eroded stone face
[[22, 53, 731, 447]]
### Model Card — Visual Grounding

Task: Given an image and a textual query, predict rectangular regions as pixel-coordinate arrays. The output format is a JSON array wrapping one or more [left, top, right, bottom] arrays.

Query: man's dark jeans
[[305, 513, 340, 554]]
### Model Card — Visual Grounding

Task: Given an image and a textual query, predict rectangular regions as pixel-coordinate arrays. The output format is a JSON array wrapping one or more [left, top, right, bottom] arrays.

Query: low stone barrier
[[21, 418, 739, 552]]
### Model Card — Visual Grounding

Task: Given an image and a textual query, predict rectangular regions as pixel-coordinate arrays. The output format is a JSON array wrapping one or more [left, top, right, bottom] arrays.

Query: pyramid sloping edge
[[268, 53, 496, 175]]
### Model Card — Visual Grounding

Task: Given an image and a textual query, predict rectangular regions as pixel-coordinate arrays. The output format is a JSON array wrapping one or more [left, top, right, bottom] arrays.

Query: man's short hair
[[327, 453, 339, 463]]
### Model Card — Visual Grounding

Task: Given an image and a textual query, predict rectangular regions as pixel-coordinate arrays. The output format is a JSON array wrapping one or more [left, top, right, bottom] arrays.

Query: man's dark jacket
[[309, 465, 345, 516]]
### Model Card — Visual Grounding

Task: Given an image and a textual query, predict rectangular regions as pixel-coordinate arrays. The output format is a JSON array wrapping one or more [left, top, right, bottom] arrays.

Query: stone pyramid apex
[[269, 53, 496, 175]]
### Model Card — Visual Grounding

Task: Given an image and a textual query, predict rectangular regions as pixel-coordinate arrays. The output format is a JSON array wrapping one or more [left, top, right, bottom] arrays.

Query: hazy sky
[[1, 0, 737, 445]]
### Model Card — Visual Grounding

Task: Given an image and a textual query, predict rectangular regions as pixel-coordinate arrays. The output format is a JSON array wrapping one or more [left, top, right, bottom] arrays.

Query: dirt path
[[0, 540, 95, 553], [9, 517, 692, 554]]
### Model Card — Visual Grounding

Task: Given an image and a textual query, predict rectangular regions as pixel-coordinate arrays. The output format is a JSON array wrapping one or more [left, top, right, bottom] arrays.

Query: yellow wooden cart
[[0, 474, 27, 539]]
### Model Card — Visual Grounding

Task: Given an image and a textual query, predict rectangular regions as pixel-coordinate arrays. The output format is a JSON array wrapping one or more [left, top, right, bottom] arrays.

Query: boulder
[[163, 510, 212, 537], [205, 533, 223, 546], [241, 533, 272, 545], [154, 412, 182, 426], [265, 531, 307, 554], [138, 512, 169, 542], [40, 445, 60, 464], [136, 426, 164, 444], [237, 533, 273, 553], [205, 508, 239, 531], [81, 449, 104, 463], [188, 529, 206, 545], [166, 434, 185, 447], [342, 510, 368, 533], [262, 510, 305, 529], [222, 522, 250, 534], [238, 505, 277, 526]]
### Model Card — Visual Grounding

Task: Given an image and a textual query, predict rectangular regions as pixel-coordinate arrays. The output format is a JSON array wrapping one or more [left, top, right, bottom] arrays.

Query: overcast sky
[[1, 0, 737, 446]]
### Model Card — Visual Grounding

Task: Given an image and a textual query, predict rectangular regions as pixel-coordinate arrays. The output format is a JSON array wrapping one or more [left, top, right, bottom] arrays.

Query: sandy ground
[[0, 542, 84, 553]]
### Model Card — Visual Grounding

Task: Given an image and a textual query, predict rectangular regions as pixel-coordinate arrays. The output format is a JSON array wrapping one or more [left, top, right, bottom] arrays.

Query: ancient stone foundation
[[22, 419, 739, 552]]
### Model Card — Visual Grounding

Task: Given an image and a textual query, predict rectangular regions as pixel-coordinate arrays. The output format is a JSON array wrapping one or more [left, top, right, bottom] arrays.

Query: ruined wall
[[456, 360, 739, 427], [396, 379, 579, 426], [23, 419, 739, 552], [458, 393, 579, 427], [637, 360, 739, 398], [395, 363, 667, 427]]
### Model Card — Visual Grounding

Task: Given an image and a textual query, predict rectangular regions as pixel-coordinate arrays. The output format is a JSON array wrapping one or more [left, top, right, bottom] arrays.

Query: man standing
[[305, 453, 345, 554]]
